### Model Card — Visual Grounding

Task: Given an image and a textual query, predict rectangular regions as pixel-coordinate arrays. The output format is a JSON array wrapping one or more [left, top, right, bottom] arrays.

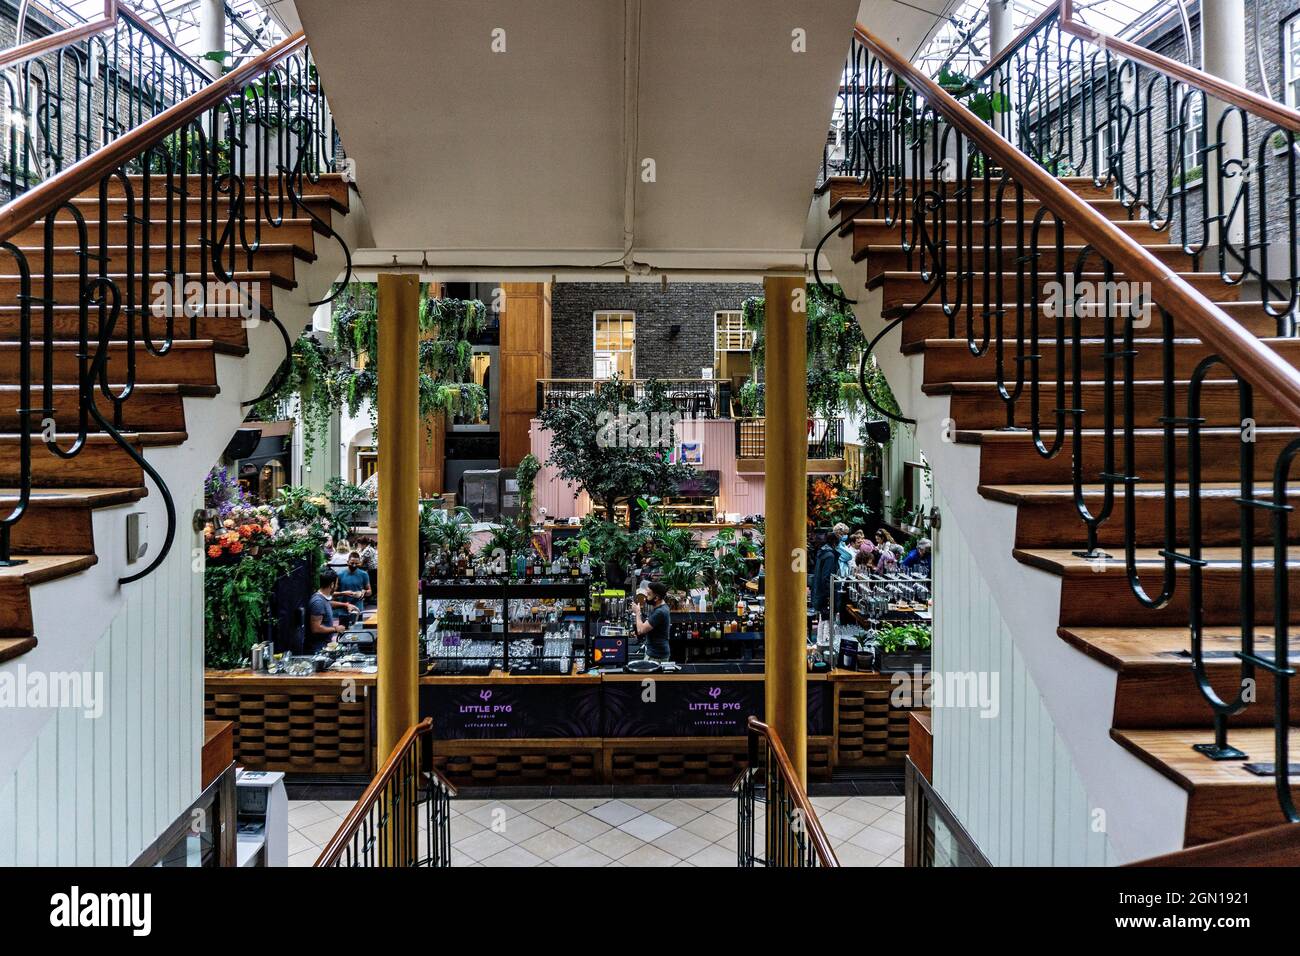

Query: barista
[[633, 581, 672, 662]]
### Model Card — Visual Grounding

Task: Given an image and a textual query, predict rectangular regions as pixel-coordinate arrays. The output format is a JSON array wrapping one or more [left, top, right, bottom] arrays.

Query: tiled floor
[[286, 793, 905, 867]]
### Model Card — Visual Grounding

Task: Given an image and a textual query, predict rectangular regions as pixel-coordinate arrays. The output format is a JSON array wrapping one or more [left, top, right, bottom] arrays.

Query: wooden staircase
[[823, 172, 1300, 850], [0, 172, 354, 666]]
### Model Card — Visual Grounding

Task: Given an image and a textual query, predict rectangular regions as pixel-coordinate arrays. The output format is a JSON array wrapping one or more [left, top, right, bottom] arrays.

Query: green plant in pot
[[480, 519, 531, 577], [421, 506, 474, 576]]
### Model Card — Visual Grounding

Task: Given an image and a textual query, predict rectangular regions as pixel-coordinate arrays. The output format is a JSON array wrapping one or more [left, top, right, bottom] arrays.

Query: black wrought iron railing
[[315, 719, 456, 868], [0, 6, 211, 201], [0, 29, 351, 583], [734, 716, 839, 867], [827, 10, 1298, 824], [734, 416, 845, 460], [535, 376, 725, 418]]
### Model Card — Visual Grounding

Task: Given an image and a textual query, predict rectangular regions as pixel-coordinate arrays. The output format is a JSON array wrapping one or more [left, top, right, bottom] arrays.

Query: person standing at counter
[[811, 532, 840, 618], [634, 581, 672, 661], [308, 569, 353, 651], [337, 551, 373, 610]]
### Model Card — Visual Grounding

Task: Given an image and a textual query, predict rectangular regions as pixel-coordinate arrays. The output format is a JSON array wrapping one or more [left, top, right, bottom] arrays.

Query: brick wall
[[550, 281, 761, 380]]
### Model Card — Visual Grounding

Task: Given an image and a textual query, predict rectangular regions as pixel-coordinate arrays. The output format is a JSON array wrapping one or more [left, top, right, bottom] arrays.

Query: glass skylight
[[18, 0, 286, 64]]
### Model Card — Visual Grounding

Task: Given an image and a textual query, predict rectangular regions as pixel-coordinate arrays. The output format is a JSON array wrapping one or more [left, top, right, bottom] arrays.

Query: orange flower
[[207, 544, 222, 558], [229, 541, 243, 555]]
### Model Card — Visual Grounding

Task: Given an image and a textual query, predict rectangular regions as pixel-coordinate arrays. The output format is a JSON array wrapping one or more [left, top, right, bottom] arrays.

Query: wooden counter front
[[203, 667, 914, 784]]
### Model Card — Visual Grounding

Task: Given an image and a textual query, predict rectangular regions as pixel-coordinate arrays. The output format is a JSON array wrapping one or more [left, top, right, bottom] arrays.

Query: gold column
[[763, 274, 808, 787], [376, 273, 420, 760]]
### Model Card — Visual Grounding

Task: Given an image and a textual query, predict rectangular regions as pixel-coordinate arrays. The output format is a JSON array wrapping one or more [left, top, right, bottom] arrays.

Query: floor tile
[[560, 797, 611, 811], [849, 825, 904, 857], [874, 811, 906, 837], [652, 826, 711, 860], [817, 811, 866, 842], [480, 845, 545, 867], [287, 801, 338, 830], [650, 801, 707, 827], [618, 812, 676, 843], [287, 846, 319, 867], [810, 794, 850, 813], [589, 800, 641, 827], [454, 829, 514, 862], [686, 842, 737, 867], [833, 843, 887, 867], [450, 815, 486, 842], [619, 843, 679, 867], [527, 801, 583, 827], [550, 844, 614, 867], [295, 815, 346, 847], [621, 797, 670, 812], [587, 827, 644, 861], [834, 797, 894, 826], [682, 812, 734, 842], [683, 797, 730, 811], [556, 812, 613, 843], [519, 828, 582, 861]]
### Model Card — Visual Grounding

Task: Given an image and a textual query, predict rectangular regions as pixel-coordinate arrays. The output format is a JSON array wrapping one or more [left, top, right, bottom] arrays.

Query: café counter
[[203, 667, 916, 786]]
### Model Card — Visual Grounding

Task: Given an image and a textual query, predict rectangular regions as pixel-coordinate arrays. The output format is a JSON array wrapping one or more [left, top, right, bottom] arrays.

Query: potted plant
[[421, 506, 474, 577], [873, 623, 932, 674]]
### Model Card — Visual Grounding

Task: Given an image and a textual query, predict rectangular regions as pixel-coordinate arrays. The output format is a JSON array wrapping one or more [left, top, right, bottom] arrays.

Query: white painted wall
[[0, 198, 368, 865], [932, 484, 1115, 865]]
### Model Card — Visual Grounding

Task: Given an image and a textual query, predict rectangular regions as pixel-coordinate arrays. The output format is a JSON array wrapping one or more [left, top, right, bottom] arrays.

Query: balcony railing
[[535, 377, 727, 418], [734, 716, 839, 867], [734, 417, 845, 460], [315, 719, 455, 867]]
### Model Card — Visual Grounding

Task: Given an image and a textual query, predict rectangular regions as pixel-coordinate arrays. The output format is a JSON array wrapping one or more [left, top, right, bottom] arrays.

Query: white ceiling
[[294, 0, 863, 278]]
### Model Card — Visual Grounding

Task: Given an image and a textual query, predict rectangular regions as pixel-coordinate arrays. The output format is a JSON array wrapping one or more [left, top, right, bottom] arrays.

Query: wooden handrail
[[0, 29, 306, 245], [1057, 0, 1300, 133], [0, 0, 117, 71], [746, 716, 839, 867], [314, 717, 458, 867], [854, 19, 1300, 427]]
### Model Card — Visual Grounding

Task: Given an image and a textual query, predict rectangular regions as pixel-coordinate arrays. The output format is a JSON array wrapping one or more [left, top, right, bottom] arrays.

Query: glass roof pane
[[20, 0, 284, 65], [912, 0, 1184, 76]]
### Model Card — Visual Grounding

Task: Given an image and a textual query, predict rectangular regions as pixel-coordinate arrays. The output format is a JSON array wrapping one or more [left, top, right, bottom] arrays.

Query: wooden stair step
[[858, 242, 1195, 277], [983, 481, 1300, 548], [921, 336, 1296, 386], [1014, 546, 1300, 627], [0, 432, 182, 487], [4, 242, 313, 278], [0, 306, 250, 351], [0, 383, 189, 431], [0, 553, 99, 639], [1059, 624, 1300, 729], [0, 486, 147, 555], [852, 215, 1171, 251], [0, 339, 220, 386], [820, 173, 1114, 207], [1128, 821, 1300, 865], [873, 271, 1236, 311], [7, 217, 322, 248], [962, 427, 1300, 485], [65, 193, 339, 223], [895, 300, 1284, 342], [1111, 726, 1300, 846], [933, 379, 1290, 430], [101, 172, 352, 212], [0, 271, 283, 308]]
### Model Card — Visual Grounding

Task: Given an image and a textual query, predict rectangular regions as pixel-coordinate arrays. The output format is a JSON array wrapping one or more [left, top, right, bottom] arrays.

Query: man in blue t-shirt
[[308, 569, 356, 651], [336, 551, 373, 609]]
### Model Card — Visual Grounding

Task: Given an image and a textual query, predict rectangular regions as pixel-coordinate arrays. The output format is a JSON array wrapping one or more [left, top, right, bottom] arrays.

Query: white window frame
[[713, 310, 752, 358], [592, 310, 635, 380], [1286, 15, 1300, 108]]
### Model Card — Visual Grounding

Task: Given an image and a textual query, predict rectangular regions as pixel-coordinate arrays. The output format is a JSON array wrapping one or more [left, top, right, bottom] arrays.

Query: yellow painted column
[[763, 274, 808, 787], [376, 273, 420, 760]]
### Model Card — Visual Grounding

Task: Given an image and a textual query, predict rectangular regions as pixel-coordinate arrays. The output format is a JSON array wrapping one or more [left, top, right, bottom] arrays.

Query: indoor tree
[[537, 376, 695, 526]]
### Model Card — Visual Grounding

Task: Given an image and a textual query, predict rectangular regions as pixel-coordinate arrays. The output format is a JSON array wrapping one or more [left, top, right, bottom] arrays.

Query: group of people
[[308, 538, 379, 652], [810, 522, 932, 617]]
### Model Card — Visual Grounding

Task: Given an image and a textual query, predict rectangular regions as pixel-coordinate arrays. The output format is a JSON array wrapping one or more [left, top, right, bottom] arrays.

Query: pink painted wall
[[528, 418, 766, 521]]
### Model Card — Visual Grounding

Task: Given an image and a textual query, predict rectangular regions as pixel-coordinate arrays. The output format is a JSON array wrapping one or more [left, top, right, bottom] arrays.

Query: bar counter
[[204, 666, 915, 785]]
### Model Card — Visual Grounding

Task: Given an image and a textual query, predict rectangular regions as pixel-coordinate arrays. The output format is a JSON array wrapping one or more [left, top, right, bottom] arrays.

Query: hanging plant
[[249, 332, 338, 462]]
